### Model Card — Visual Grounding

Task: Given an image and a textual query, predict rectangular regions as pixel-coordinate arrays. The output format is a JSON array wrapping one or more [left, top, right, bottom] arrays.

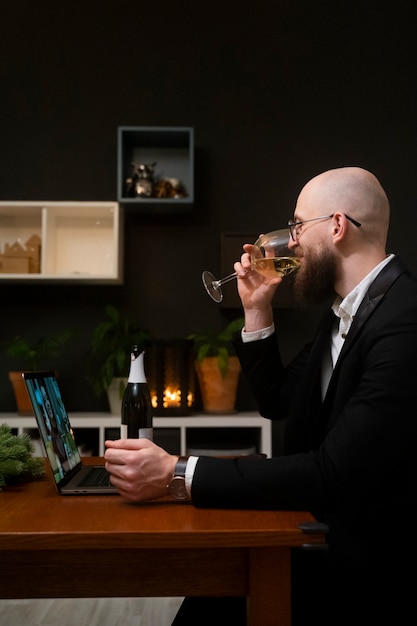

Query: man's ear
[[332, 213, 347, 242]]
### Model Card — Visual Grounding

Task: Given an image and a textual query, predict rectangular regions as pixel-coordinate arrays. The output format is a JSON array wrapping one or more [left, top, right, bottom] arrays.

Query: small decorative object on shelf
[[153, 177, 187, 199], [126, 161, 156, 198], [125, 161, 188, 200], [0, 234, 41, 274]]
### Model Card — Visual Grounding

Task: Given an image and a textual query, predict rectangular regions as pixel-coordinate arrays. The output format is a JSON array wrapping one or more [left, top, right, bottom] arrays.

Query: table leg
[[247, 547, 291, 626]]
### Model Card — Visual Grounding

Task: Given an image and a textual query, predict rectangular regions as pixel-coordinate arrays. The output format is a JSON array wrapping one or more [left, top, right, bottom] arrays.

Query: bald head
[[297, 167, 390, 247]]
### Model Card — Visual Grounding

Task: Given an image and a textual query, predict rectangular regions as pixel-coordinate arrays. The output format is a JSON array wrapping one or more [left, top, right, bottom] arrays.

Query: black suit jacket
[[191, 256, 417, 590]]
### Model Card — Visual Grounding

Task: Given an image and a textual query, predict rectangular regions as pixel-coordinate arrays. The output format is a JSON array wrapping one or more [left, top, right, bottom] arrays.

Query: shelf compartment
[[117, 126, 194, 213], [186, 427, 259, 456]]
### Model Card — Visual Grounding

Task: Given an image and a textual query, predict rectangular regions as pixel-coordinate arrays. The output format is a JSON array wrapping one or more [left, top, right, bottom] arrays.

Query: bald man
[[106, 167, 416, 625]]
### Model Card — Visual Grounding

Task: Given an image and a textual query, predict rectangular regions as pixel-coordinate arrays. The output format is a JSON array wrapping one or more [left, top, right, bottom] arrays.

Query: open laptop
[[23, 371, 119, 495]]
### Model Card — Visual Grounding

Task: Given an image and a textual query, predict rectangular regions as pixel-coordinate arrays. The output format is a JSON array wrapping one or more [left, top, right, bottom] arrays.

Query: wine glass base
[[202, 270, 223, 303]]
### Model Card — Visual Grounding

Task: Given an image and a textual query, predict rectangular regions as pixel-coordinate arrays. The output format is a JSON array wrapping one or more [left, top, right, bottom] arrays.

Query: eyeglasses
[[288, 213, 362, 241]]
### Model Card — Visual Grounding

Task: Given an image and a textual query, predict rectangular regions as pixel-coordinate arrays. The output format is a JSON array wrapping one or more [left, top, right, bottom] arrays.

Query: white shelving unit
[[1, 411, 272, 458], [0, 201, 123, 283]]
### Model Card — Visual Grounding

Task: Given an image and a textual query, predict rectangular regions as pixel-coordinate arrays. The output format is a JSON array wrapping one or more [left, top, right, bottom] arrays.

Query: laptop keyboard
[[79, 467, 113, 488]]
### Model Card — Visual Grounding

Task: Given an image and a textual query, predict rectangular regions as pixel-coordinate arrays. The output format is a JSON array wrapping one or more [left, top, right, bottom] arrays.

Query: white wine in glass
[[202, 228, 300, 302]]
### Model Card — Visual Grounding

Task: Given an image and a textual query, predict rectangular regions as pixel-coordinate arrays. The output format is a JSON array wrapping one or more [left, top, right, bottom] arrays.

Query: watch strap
[[174, 456, 188, 478], [167, 456, 190, 500]]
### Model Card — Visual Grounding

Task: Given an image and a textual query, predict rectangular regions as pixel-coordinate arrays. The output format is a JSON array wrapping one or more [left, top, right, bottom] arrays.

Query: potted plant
[[87, 304, 151, 414], [2, 328, 75, 415], [188, 317, 244, 414]]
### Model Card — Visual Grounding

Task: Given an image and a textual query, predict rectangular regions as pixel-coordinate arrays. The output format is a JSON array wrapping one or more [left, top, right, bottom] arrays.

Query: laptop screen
[[23, 371, 82, 486]]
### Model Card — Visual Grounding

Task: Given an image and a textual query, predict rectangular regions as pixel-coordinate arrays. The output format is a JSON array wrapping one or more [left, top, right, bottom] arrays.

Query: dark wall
[[0, 1, 416, 416]]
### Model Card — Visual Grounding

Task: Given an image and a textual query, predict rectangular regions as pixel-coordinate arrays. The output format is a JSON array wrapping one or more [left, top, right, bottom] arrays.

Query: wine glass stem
[[214, 271, 238, 289]]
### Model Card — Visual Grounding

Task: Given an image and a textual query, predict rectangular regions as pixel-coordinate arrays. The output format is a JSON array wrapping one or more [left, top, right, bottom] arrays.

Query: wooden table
[[0, 459, 326, 626]]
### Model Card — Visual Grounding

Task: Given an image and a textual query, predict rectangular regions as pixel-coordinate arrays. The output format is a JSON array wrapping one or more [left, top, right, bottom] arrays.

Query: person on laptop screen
[[24, 371, 118, 495], [29, 376, 79, 479]]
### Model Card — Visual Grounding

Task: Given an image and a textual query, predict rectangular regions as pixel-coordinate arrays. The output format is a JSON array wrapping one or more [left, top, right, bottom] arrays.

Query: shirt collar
[[332, 254, 395, 322]]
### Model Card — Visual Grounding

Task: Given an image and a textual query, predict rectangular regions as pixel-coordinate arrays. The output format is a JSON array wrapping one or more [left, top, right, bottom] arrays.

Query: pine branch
[[0, 424, 45, 490]]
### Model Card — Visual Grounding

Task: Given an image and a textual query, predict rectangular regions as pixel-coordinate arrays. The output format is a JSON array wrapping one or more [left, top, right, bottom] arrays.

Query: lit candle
[[163, 387, 182, 408], [150, 388, 194, 410]]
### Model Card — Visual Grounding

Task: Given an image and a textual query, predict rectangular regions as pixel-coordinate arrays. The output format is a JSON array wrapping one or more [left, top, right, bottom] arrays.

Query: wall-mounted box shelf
[[117, 126, 194, 213], [0, 201, 123, 283]]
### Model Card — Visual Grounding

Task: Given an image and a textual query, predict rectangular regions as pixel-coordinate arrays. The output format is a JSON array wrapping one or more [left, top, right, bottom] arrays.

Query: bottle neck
[[128, 351, 146, 383]]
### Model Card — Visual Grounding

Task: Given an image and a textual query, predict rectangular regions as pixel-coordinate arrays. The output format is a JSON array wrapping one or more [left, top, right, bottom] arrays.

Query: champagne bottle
[[121, 345, 153, 440]]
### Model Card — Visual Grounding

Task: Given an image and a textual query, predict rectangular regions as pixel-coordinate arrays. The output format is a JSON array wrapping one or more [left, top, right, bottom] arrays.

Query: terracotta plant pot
[[8, 371, 33, 415], [195, 356, 241, 414]]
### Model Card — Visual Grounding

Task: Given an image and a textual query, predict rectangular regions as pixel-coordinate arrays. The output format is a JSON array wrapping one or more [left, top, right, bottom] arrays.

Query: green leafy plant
[[188, 317, 244, 377], [87, 304, 151, 397], [2, 329, 76, 371], [0, 424, 45, 490]]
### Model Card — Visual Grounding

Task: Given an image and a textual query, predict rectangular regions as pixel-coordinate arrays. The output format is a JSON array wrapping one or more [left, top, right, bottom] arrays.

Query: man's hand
[[104, 438, 177, 502], [235, 244, 282, 331]]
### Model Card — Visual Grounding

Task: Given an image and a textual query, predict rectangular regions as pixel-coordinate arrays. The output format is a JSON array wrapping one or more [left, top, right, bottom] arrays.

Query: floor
[[0, 597, 183, 626]]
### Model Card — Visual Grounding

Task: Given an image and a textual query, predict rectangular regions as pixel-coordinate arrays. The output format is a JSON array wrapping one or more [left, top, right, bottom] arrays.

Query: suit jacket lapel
[[338, 255, 406, 359]]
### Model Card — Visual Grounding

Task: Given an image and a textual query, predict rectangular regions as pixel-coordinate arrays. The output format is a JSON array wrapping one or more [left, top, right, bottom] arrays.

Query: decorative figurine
[[125, 161, 188, 199], [126, 161, 156, 198], [153, 178, 188, 199]]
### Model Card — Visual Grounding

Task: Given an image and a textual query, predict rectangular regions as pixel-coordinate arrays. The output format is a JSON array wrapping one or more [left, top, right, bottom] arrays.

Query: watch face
[[169, 476, 188, 500]]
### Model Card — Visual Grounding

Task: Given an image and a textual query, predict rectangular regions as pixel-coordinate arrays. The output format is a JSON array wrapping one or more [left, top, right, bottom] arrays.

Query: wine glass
[[202, 228, 300, 302]]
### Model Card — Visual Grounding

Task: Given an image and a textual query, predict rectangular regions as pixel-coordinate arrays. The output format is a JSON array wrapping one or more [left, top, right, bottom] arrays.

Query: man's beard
[[292, 246, 337, 307]]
